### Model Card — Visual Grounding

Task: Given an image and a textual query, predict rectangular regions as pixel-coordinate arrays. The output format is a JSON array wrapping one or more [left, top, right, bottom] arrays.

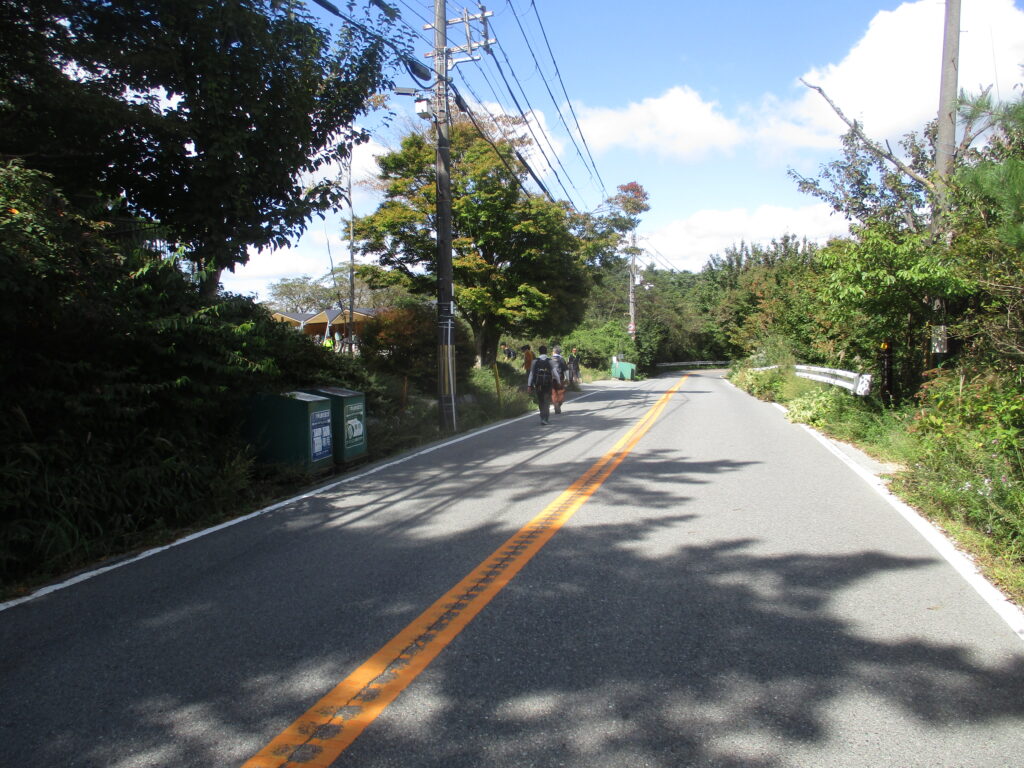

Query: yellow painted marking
[[243, 376, 689, 768]]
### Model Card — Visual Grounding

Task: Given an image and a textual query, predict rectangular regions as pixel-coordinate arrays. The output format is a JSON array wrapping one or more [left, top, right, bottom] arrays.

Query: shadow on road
[[3, 371, 1023, 767]]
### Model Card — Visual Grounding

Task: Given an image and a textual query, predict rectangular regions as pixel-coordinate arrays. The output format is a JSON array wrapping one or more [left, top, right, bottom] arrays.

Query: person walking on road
[[521, 344, 534, 389], [527, 345, 561, 425], [550, 346, 569, 414], [568, 347, 581, 385]]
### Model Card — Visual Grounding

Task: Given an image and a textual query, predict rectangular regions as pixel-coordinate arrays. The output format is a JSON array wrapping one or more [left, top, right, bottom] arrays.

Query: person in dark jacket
[[527, 345, 561, 425], [568, 347, 581, 384]]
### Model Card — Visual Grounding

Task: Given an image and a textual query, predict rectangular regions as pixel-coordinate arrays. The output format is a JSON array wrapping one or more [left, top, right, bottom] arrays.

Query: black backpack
[[532, 358, 552, 390]]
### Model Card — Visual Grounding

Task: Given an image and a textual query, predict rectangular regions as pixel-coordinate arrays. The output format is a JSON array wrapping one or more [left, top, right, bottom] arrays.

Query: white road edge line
[[799, 421, 1024, 643], [0, 387, 610, 612], [756, 387, 1024, 643]]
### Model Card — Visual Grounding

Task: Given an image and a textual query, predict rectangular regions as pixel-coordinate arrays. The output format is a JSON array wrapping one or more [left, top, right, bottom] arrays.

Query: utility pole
[[347, 148, 356, 356], [934, 0, 961, 220], [432, 0, 457, 432], [627, 232, 637, 342], [932, 0, 960, 367], [424, 3, 493, 432]]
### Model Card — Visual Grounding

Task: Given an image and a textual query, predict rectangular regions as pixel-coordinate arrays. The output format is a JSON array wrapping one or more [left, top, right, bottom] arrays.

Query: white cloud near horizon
[[642, 202, 850, 273], [767, 0, 1024, 150]]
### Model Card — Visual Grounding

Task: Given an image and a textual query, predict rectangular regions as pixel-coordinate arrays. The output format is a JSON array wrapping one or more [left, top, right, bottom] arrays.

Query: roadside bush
[[458, 363, 534, 429], [0, 164, 376, 587], [358, 304, 476, 392], [563, 320, 631, 370], [895, 433, 1024, 563], [730, 366, 785, 401], [912, 366, 1024, 460], [897, 366, 1024, 561]]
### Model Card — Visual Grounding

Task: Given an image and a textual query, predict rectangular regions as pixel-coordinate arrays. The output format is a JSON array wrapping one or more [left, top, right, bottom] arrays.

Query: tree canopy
[[0, 0, 403, 290], [355, 115, 591, 365]]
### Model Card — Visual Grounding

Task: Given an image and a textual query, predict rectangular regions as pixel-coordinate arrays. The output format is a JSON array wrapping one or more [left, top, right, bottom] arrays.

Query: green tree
[[355, 116, 590, 366], [0, 160, 373, 582], [266, 276, 338, 314], [952, 96, 1024, 363], [0, 0, 401, 295]]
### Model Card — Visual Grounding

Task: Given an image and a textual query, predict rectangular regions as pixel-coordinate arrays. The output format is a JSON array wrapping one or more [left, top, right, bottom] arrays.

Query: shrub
[[731, 367, 785, 401], [0, 163, 376, 586]]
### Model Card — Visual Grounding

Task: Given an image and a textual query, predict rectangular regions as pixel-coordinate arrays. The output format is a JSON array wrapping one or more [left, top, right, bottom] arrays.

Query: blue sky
[[222, 0, 1024, 300]]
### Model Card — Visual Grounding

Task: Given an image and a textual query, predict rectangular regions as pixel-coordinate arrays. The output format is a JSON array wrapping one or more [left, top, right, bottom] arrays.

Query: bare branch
[[800, 79, 935, 193]]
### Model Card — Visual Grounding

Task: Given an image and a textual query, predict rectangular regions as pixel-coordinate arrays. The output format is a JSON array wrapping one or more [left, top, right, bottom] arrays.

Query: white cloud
[[641, 203, 849, 273], [577, 86, 745, 160], [759, 0, 1024, 150]]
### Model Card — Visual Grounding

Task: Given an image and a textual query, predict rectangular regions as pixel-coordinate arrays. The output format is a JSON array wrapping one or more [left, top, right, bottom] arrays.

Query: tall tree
[[355, 115, 590, 365], [0, 0, 402, 295]]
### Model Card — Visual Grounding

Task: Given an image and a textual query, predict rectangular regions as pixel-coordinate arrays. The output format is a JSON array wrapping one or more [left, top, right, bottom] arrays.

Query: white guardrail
[[655, 360, 731, 368], [751, 364, 872, 396]]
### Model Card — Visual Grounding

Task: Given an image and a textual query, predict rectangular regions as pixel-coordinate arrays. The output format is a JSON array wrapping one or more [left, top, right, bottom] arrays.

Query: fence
[[751, 364, 872, 396], [655, 360, 731, 368]]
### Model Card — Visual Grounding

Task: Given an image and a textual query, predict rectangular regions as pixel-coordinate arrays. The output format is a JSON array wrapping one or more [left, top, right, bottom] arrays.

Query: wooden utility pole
[[932, 0, 960, 367], [627, 232, 637, 341], [424, 3, 493, 431]]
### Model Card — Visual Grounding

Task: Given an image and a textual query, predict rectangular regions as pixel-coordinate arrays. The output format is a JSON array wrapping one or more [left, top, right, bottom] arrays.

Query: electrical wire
[[305, 0, 432, 83], [449, 80, 555, 202], [525, 0, 606, 196], [503, 0, 604, 198], [484, 25, 581, 209]]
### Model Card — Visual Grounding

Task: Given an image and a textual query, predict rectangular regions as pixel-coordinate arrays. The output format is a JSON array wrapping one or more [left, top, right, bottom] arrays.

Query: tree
[[266, 266, 379, 314], [355, 115, 590, 366], [952, 96, 1024, 363], [0, 159, 374, 581], [266, 276, 338, 314], [788, 83, 994, 394], [0, 0, 402, 295]]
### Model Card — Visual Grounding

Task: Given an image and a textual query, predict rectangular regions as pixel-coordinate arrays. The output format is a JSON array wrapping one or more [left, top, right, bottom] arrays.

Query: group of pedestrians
[[525, 344, 580, 426], [501, 341, 582, 425]]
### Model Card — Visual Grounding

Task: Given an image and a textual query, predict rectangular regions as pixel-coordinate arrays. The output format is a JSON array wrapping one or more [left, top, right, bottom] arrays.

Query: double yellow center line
[[243, 376, 688, 767]]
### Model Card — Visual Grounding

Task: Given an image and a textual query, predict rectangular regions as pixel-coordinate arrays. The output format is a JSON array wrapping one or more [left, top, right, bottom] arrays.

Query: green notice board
[[302, 387, 367, 463]]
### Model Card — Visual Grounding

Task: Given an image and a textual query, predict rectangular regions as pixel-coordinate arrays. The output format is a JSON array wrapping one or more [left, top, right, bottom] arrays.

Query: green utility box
[[246, 391, 334, 473], [302, 387, 367, 463], [612, 361, 636, 380]]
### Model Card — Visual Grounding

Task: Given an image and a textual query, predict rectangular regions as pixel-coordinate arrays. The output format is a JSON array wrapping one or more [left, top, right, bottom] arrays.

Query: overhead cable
[[504, 0, 604, 199], [527, 0, 606, 197]]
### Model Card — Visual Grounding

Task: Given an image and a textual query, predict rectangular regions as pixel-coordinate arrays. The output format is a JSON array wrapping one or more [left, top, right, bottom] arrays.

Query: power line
[[388, 0, 601, 213], [503, 0, 604, 197], [525, 0, 606, 197], [306, 0, 434, 84], [485, 24, 582, 209], [449, 79, 555, 202]]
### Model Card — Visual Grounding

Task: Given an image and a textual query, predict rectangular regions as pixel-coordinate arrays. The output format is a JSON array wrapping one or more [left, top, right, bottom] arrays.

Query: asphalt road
[[2, 371, 1023, 767]]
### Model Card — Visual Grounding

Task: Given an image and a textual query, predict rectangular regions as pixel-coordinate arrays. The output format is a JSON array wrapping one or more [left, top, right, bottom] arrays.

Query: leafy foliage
[[355, 116, 590, 365], [0, 0, 400, 285], [0, 162, 371, 584], [357, 303, 476, 393]]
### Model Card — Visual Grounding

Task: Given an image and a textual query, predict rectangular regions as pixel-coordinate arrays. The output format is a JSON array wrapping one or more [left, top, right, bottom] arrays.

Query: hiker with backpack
[[527, 345, 562, 425], [549, 346, 569, 415]]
